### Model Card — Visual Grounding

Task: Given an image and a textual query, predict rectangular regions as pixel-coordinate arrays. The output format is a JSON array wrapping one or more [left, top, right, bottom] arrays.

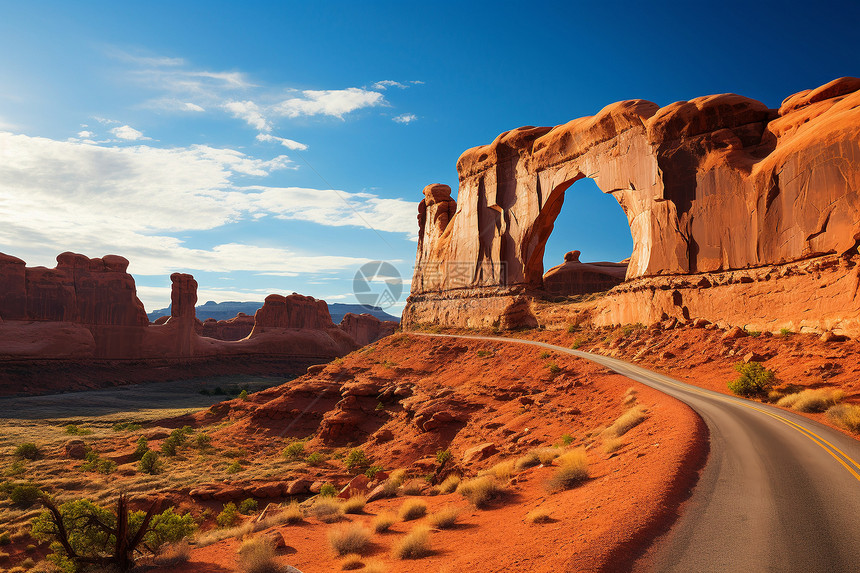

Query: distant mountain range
[[146, 300, 400, 324]]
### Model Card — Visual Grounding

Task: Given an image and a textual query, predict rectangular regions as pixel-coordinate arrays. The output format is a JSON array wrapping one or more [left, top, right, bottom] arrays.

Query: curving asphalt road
[[411, 332, 860, 572]]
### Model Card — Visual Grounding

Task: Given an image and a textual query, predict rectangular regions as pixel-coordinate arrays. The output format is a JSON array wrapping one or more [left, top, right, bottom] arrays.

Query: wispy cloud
[[373, 80, 408, 90], [224, 100, 271, 131], [256, 133, 308, 151], [393, 113, 417, 124]]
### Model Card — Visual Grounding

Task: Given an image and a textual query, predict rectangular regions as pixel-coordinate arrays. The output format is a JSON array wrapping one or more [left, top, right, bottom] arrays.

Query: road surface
[[412, 332, 860, 572]]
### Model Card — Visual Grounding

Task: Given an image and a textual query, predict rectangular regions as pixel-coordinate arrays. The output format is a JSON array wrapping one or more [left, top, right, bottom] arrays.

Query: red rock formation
[[201, 313, 255, 341], [169, 273, 198, 320], [252, 294, 335, 331], [404, 78, 860, 334], [339, 313, 398, 346], [542, 251, 627, 296]]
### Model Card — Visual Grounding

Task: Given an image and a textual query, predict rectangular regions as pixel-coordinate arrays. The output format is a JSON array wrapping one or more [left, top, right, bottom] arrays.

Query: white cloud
[[373, 80, 408, 90], [0, 132, 412, 281], [274, 88, 385, 119], [94, 116, 120, 125], [111, 125, 151, 140], [224, 100, 271, 131], [183, 102, 205, 112], [77, 130, 93, 138], [143, 98, 206, 112], [393, 113, 417, 124], [256, 133, 308, 151]]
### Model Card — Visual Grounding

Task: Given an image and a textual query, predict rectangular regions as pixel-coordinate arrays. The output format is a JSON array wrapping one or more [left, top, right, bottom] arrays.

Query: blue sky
[[0, 1, 857, 316]]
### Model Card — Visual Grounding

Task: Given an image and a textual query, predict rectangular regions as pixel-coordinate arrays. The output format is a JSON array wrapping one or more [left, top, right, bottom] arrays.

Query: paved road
[[412, 333, 860, 572]]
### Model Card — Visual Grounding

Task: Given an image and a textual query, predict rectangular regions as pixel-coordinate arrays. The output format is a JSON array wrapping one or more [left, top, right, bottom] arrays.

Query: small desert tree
[[30, 494, 184, 572]]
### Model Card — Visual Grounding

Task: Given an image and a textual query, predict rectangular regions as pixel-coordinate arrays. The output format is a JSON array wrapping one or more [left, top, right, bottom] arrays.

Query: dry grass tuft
[[399, 498, 427, 521], [525, 508, 552, 524], [535, 447, 561, 465], [392, 524, 431, 560], [457, 476, 504, 508], [342, 495, 366, 515], [827, 403, 860, 432], [340, 553, 363, 570], [372, 511, 397, 533], [483, 459, 516, 481], [547, 448, 589, 492], [602, 437, 624, 454], [603, 405, 647, 438], [281, 501, 304, 524], [777, 388, 845, 412], [311, 497, 343, 523], [427, 505, 460, 529], [152, 541, 191, 566], [237, 536, 278, 573], [328, 522, 372, 556], [438, 475, 460, 494], [514, 452, 540, 471], [363, 560, 387, 573]]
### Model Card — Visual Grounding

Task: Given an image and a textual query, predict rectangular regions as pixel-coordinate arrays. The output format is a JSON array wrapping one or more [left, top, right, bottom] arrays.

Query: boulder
[[286, 479, 313, 496], [721, 326, 747, 342], [337, 475, 371, 499], [462, 442, 498, 464], [64, 440, 88, 459]]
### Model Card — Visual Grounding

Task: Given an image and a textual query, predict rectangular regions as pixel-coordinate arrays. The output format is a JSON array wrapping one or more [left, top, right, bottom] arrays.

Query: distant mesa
[[147, 300, 398, 324], [0, 251, 399, 395], [542, 250, 628, 297]]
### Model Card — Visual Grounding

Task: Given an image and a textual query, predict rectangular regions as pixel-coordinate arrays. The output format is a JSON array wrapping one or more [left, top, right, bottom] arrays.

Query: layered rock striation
[[404, 78, 860, 335]]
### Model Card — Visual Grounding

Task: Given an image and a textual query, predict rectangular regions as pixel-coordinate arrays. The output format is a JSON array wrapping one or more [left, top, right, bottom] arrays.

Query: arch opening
[[527, 176, 633, 297]]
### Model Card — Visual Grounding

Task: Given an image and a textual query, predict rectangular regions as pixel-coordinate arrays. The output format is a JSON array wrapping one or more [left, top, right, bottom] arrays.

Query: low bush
[[344, 449, 372, 471], [132, 436, 150, 461], [777, 388, 845, 412], [457, 476, 503, 508], [311, 497, 343, 523], [281, 501, 304, 524], [217, 502, 241, 528], [194, 433, 212, 450], [14, 443, 39, 460], [525, 508, 552, 524], [319, 483, 337, 497], [342, 495, 366, 515], [237, 536, 276, 573], [560, 433, 574, 446], [238, 498, 258, 515], [427, 506, 459, 529], [514, 452, 540, 471], [435, 449, 452, 465], [539, 350, 551, 359], [372, 511, 397, 533], [238, 389, 249, 400], [138, 451, 162, 475], [438, 475, 460, 494], [364, 465, 383, 479], [0, 531, 9, 545], [392, 524, 431, 559], [398, 499, 427, 521], [547, 362, 561, 375], [827, 403, 860, 432], [112, 422, 142, 432], [603, 405, 648, 438], [226, 460, 242, 474], [64, 425, 91, 436], [81, 450, 117, 474], [340, 553, 363, 570], [728, 361, 775, 397], [547, 449, 589, 492], [282, 441, 305, 460], [10, 484, 41, 507], [306, 452, 325, 466], [328, 522, 371, 556]]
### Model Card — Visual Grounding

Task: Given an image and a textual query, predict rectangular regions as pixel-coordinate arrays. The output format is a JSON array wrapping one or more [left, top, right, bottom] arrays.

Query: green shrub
[[344, 449, 372, 471], [435, 449, 452, 465], [0, 531, 9, 545], [138, 451, 162, 475], [10, 484, 42, 507], [64, 425, 91, 436], [572, 338, 584, 349], [4, 461, 26, 477], [539, 351, 551, 359], [567, 323, 578, 333], [779, 327, 792, 337], [238, 498, 258, 515], [132, 436, 150, 461], [160, 438, 179, 457], [238, 389, 249, 400], [132, 506, 197, 548], [112, 422, 142, 432], [728, 362, 775, 397], [226, 460, 242, 474], [194, 433, 211, 449], [216, 502, 240, 528], [282, 441, 306, 460], [306, 452, 325, 466], [14, 443, 40, 460], [547, 362, 561, 375], [80, 451, 116, 474], [560, 433, 574, 446], [319, 483, 337, 497], [365, 465, 383, 479]]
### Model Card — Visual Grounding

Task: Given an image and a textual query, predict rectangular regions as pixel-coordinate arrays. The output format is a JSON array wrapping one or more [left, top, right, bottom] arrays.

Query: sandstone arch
[[405, 78, 860, 334]]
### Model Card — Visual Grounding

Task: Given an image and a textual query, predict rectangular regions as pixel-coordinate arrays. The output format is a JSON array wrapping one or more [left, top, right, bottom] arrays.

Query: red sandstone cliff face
[[0, 252, 360, 362], [201, 313, 255, 341], [339, 312, 398, 346], [405, 78, 860, 334]]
